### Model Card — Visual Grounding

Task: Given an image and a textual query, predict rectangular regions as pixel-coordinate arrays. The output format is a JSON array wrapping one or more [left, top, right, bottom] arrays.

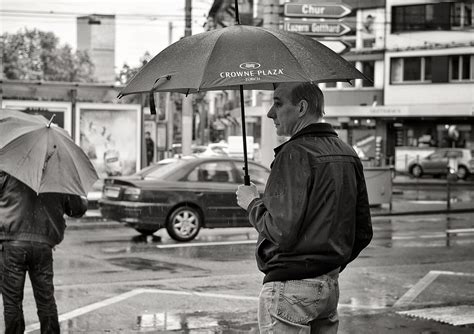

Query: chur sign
[[284, 3, 352, 18]]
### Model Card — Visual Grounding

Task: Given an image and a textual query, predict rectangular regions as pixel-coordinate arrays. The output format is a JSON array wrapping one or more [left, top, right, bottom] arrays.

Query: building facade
[[206, 0, 473, 170], [77, 14, 116, 83]]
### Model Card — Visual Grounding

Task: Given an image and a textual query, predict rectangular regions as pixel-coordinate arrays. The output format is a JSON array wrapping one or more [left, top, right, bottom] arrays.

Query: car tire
[[134, 227, 159, 235], [457, 166, 469, 180], [411, 165, 423, 178], [166, 206, 201, 242]]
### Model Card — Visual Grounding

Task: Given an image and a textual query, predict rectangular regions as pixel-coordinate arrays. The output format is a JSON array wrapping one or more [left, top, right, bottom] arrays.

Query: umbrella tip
[[47, 114, 56, 128]]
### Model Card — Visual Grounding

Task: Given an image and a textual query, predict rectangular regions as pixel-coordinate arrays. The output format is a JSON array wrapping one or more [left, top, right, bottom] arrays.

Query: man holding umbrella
[[0, 109, 97, 333], [0, 171, 88, 333], [236, 82, 373, 333]]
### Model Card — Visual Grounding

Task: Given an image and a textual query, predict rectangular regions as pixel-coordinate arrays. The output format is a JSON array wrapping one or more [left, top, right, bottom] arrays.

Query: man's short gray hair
[[289, 82, 325, 119]]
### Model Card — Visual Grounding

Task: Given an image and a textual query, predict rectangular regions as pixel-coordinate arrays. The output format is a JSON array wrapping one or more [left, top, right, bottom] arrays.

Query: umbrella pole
[[239, 85, 250, 185], [235, 1, 250, 185]]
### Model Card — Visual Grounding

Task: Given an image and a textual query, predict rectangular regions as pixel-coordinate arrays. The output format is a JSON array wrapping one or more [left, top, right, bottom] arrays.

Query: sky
[[0, 0, 213, 69]]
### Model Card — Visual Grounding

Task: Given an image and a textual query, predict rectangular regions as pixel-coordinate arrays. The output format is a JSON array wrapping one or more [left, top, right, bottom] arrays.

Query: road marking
[[393, 271, 440, 307], [393, 270, 474, 308], [156, 239, 256, 249]]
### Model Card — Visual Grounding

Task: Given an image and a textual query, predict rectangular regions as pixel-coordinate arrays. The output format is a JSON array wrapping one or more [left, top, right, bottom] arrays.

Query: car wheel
[[166, 206, 201, 242], [456, 166, 468, 180], [411, 165, 423, 178], [134, 227, 159, 235]]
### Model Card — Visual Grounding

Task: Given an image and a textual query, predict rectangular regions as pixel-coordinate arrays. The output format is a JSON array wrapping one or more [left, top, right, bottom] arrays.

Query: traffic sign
[[284, 19, 351, 37], [318, 40, 350, 54], [284, 3, 352, 18]]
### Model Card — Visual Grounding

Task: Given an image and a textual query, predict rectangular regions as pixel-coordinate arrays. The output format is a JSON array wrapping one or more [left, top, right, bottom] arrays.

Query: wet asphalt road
[[1, 211, 473, 333]]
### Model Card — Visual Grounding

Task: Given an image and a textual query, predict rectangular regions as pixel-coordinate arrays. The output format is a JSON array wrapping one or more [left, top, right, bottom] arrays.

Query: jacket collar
[[273, 122, 338, 156]]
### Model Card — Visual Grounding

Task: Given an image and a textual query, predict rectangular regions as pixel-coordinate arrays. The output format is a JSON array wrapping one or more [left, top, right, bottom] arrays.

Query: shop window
[[362, 61, 375, 87], [450, 54, 473, 81]]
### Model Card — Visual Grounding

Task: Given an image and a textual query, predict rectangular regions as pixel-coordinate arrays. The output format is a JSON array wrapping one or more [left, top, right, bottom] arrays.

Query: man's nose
[[267, 107, 275, 119]]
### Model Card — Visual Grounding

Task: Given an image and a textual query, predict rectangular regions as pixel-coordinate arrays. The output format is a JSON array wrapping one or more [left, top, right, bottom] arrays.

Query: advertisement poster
[[2, 100, 71, 134], [78, 105, 140, 178]]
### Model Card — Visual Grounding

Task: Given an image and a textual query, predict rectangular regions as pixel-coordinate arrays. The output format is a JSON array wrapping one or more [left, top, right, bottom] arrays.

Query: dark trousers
[[1, 241, 59, 334]]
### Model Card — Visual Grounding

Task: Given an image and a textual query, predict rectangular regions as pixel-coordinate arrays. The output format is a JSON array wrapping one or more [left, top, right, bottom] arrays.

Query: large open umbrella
[[0, 109, 98, 196], [119, 0, 368, 184]]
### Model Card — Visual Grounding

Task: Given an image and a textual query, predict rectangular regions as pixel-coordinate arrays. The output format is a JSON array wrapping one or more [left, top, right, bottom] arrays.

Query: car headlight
[[123, 187, 141, 201]]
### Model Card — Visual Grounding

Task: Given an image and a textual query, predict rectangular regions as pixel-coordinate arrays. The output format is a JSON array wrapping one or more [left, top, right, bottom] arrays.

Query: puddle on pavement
[[106, 257, 204, 272], [135, 311, 258, 332]]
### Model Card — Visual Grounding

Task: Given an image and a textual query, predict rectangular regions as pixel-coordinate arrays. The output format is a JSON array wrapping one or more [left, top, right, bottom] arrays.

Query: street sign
[[284, 3, 352, 18], [318, 40, 350, 54], [284, 19, 351, 37]]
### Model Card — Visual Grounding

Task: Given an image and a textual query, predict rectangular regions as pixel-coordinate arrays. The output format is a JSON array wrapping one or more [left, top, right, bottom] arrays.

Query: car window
[[446, 150, 462, 159], [211, 147, 227, 155], [192, 146, 207, 154], [186, 161, 236, 183], [247, 163, 270, 185], [428, 151, 446, 160], [144, 160, 189, 179]]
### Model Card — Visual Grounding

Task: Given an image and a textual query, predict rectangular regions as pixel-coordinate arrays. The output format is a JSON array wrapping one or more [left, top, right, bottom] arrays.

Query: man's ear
[[298, 100, 309, 118]]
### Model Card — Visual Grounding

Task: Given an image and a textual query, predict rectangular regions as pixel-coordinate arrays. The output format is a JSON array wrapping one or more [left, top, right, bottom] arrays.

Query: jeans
[[1, 241, 59, 334], [258, 269, 339, 334]]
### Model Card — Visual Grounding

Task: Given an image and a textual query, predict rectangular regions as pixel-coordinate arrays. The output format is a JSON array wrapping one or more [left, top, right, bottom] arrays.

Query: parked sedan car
[[408, 148, 474, 179], [99, 157, 270, 241]]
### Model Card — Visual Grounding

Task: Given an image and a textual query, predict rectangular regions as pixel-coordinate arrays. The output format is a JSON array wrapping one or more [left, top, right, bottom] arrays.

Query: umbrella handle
[[244, 174, 250, 186]]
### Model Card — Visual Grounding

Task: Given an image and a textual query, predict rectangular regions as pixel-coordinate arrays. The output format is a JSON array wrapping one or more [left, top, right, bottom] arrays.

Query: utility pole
[[181, 0, 193, 156]]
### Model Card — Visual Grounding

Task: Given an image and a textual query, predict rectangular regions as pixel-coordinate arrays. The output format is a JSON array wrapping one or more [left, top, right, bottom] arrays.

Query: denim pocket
[[275, 278, 327, 324]]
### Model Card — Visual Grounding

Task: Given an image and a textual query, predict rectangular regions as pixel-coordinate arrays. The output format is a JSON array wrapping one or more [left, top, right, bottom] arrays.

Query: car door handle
[[194, 192, 204, 196]]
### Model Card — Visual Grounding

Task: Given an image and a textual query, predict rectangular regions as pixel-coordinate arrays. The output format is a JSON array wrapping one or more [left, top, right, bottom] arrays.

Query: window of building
[[450, 55, 473, 81], [362, 61, 375, 87], [392, 2, 458, 32], [451, 2, 473, 28], [390, 57, 432, 83]]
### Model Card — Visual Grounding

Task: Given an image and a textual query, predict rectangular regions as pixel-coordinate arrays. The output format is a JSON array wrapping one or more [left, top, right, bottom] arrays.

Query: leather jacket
[[247, 123, 373, 283], [0, 171, 88, 247]]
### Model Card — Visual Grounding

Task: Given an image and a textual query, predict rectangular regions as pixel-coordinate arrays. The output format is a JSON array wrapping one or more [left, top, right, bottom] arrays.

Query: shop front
[[325, 103, 474, 168]]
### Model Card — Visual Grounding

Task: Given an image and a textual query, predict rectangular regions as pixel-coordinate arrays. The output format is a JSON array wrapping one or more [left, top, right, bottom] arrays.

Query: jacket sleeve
[[65, 195, 88, 218], [247, 148, 311, 250], [340, 159, 373, 272]]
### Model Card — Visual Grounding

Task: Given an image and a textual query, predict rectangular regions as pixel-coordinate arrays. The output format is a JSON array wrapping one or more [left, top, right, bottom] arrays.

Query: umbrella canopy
[[119, 15, 369, 185], [0, 109, 98, 196], [119, 25, 368, 96]]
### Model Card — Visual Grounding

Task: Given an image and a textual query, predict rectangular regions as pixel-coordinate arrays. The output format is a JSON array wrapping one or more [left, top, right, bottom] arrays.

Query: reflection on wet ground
[[372, 214, 474, 248], [107, 257, 204, 272], [396, 188, 474, 203], [136, 311, 258, 333]]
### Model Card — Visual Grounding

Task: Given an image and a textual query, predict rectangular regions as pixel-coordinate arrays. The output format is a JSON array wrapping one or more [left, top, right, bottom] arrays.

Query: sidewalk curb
[[68, 207, 474, 230], [371, 207, 474, 217]]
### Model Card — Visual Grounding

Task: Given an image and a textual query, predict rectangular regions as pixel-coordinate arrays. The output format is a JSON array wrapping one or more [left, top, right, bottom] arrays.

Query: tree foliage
[[2, 28, 95, 82], [116, 51, 152, 85]]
